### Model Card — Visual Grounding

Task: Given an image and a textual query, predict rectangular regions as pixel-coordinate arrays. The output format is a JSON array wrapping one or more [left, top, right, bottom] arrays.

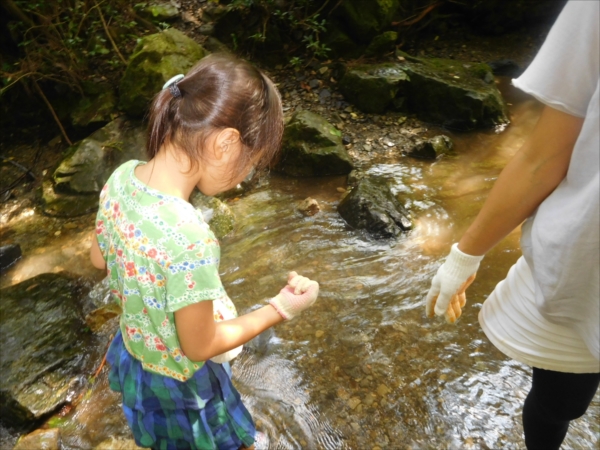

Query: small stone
[[298, 197, 320, 216], [309, 79, 320, 89], [54, 230, 61, 236], [337, 388, 350, 400], [377, 384, 390, 396], [348, 397, 361, 410], [315, 330, 325, 338], [336, 187, 346, 193], [342, 135, 352, 145], [363, 144, 372, 151]]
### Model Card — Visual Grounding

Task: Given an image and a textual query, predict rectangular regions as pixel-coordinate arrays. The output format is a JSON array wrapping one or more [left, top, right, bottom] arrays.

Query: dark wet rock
[[488, 59, 523, 77], [342, 135, 353, 146], [119, 29, 208, 116], [190, 191, 235, 239], [53, 118, 146, 194], [276, 111, 354, 177], [337, 175, 412, 239], [334, 0, 400, 44], [0, 244, 22, 272], [339, 53, 509, 130], [405, 135, 454, 160], [13, 428, 61, 450], [347, 169, 366, 187], [0, 273, 94, 428], [365, 31, 398, 57]]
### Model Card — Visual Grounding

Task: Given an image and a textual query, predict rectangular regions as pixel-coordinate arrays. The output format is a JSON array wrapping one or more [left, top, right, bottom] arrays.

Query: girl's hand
[[269, 272, 319, 320], [428, 274, 476, 324]]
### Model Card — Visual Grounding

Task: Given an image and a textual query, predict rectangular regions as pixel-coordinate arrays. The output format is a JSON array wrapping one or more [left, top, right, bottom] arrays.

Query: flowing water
[[1, 81, 598, 449]]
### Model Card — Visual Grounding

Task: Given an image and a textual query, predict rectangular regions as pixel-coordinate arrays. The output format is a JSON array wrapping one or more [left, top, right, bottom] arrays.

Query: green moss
[[119, 29, 208, 116]]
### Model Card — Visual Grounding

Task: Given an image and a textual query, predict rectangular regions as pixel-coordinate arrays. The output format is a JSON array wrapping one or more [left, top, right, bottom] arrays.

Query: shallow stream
[[1, 81, 598, 449]]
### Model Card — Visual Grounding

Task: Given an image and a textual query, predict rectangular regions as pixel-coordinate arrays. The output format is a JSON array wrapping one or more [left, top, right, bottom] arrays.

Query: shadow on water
[[1, 79, 598, 449]]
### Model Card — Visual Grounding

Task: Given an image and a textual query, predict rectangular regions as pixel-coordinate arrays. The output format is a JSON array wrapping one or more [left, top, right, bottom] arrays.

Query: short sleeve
[[512, 1, 600, 117], [95, 184, 110, 258], [164, 236, 226, 313]]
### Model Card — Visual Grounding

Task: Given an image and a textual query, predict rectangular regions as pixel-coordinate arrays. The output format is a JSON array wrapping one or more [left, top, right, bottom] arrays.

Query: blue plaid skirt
[[106, 331, 256, 450]]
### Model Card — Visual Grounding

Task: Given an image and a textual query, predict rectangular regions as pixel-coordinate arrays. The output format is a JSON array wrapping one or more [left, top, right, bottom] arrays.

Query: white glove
[[425, 243, 483, 320], [269, 272, 319, 320]]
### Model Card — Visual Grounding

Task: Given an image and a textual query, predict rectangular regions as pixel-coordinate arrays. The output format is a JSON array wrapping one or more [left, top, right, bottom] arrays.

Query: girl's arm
[[175, 301, 283, 362], [458, 105, 584, 256], [90, 231, 106, 270], [175, 275, 319, 362]]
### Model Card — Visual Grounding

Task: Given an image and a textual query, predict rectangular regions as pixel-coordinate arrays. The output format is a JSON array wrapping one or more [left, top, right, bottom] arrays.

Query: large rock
[[0, 273, 94, 427], [334, 0, 400, 43], [43, 117, 146, 217], [337, 175, 412, 239], [276, 111, 354, 177], [119, 28, 208, 116], [339, 53, 509, 130]]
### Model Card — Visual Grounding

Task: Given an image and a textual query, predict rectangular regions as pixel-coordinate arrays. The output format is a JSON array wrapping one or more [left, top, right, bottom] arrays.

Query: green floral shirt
[[96, 160, 237, 381]]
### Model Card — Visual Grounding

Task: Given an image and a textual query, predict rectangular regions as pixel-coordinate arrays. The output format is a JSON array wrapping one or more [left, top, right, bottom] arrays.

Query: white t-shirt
[[481, 0, 599, 368]]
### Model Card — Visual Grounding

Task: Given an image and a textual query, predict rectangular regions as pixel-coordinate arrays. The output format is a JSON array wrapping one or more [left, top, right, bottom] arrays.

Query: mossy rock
[[276, 110, 354, 177], [365, 31, 398, 57], [335, 0, 400, 43], [405, 135, 454, 160], [339, 53, 509, 130], [139, 1, 180, 22], [339, 64, 409, 114], [190, 191, 235, 239], [337, 174, 412, 239], [13, 428, 61, 450], [53, 117, 146, 195], [322, 22, 364, 59], [119, 28, 208, 116]]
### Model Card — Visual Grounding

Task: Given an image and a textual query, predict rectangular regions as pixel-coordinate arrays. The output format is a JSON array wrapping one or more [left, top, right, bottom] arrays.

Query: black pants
[[523, 367, 600, 450]]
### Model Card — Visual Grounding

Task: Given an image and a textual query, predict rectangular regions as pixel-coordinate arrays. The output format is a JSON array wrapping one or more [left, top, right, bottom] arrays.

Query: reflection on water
[[1, 82, 598, 449]]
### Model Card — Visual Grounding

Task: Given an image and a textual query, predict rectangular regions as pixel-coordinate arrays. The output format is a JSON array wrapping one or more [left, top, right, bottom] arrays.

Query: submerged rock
[[337, 175, 412, 239], [276, 111, 354, 177], [405, 135, 454, 160], [119, 29, 208, 116], [0, 273, 94, 428], [13, 428, 61, 450], [339, 53, 509, 130]]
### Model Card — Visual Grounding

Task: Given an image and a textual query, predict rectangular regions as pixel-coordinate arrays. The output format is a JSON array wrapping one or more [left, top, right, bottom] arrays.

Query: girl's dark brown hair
[[146, 53, 283, 177]]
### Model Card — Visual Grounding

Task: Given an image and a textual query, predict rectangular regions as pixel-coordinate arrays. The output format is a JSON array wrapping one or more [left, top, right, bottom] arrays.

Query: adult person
[[425, 2, 599, 449]]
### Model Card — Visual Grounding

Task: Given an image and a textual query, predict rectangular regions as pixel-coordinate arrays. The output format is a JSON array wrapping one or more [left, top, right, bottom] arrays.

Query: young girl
[[90, 54, 319, 450]]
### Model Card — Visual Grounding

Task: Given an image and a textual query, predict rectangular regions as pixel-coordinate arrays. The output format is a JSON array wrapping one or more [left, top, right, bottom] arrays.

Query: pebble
[[348, 397, 361, 410], [377, 384, 390, 396], [336, 187, 346, 193], [315, 330, 325, 338]]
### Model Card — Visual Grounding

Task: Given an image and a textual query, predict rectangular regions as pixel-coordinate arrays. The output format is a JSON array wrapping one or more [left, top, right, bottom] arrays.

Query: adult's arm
[[458, 105, 584, 256]]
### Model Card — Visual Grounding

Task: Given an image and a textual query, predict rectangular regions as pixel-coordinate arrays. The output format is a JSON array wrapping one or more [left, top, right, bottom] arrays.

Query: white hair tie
[[163, 74, 184, 98]]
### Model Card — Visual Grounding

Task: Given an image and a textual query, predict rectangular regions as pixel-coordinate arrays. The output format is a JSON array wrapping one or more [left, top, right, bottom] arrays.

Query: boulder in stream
[[337, 175, 412, 238], [0, 273, 94, 428], [276, 111, 354, 177], [339, 53, 509, 130], [119, 28, 208, 116]]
